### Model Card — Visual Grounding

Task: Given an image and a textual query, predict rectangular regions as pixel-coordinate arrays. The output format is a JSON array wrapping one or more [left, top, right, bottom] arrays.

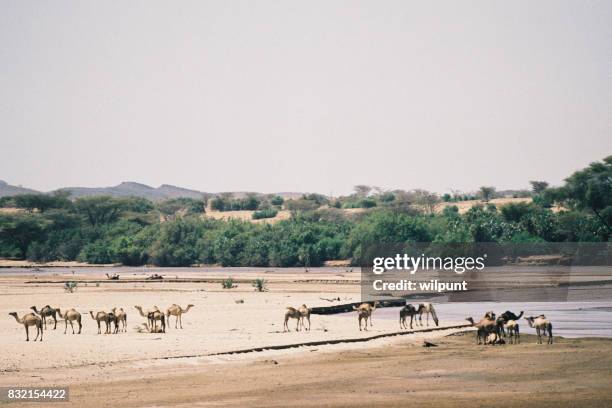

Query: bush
[[221, 277, 237, 289], [64, 281, 78, 293], [252, 209, 278, 220], [252, 278, 268, 292], [270, 196, 284, 206]]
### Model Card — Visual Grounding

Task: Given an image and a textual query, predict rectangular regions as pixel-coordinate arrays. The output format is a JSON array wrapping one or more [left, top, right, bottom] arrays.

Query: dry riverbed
[[1, 269, 611, 407]]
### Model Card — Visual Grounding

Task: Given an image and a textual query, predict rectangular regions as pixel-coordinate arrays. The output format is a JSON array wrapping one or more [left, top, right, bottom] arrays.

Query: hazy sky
[[1, 1, 610, 195]]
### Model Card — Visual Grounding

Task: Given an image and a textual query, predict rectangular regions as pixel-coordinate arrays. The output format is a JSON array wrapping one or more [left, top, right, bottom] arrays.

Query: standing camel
[[284, 307, 302, 332], [298, 304, 311, 331], [57, 308, 82, 334], [466, 314, 500, 345], [417, 303, 439, 327], [525, 315, 553, 344], [9, 312, 43, 341], [505, 320, 520, 344], [356, 308, 371, 331], [30, 305, 59, 330], [89, 311, 112, 334], [498, 310, 523, 337], [353, 301, 379, 327], [399, 304, 419, 329], [165, 304, 194, 329], [134, 306, 165, 333], [147, 310, 166, 333], [111, 308, 127, 333]]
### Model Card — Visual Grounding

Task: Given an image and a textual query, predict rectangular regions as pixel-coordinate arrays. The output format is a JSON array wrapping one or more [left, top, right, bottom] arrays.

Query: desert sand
[[1, 268, 611, 407]]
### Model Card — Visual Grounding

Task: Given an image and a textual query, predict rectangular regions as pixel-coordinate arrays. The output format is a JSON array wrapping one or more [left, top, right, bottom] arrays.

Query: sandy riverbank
[[1, 269, 612, 407]]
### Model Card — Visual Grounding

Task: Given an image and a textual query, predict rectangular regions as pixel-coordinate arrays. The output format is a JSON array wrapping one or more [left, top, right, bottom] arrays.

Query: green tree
[[555, 156, 612, 235], [479, 186, 496, 202]]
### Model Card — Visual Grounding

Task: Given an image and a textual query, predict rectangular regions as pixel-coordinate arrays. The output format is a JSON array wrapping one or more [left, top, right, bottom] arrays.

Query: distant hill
[[0, 180, 40, 197], [55, 182, 209, 201], [0, 180, 304, 201]]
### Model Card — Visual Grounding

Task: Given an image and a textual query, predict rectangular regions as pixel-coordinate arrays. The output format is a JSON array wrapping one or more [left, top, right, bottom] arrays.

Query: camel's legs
[[64, 319, 68, 334], [25, 325, 29, 341], [52, 314, 57, 330]]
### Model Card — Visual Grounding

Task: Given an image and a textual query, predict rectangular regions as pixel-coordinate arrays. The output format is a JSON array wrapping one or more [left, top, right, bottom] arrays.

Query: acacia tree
[[354, 185, 372, 198], [479, 186, 496, 202], [529, 181, 549, 194]]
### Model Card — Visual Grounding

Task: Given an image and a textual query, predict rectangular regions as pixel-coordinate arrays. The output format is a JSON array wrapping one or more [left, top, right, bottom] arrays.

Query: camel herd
[[7, 304, 195, 341], [9, 301, 554, 346], [466, 310, 554, 345]]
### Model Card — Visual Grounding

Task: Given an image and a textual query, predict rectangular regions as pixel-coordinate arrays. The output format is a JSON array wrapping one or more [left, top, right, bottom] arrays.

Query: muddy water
[[373, 302, 612, 338]]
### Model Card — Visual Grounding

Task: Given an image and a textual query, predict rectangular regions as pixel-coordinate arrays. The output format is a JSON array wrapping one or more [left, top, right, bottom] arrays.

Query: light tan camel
[[57, 308, 82, 334], [134, 306, 165, 333], [284, 307, 302, 332], [485, 332, 505, 345], [30, 305, 59, 330], [525, 315, 553, 344], [505, 320, 520, 344], [353, 301, 379, 327], [466, 315, 500, 345], [417, 303, 439, 326], [298, 304, 311, 331], [9, 312, 43, 341], [111, 308, 127, 333], [89, 311, 112, 334], [165, 304, 194, 329]]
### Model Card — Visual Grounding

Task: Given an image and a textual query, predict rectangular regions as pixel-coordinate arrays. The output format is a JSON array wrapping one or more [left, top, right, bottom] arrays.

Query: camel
[[525, 315, 553, 344], [485, 332, 505, 345], [30, 305, 59, 330], [165, 304, 194, 329], [399, 304, 419, 330], [9, 312, 43, 341], [353, 301, 379, 327], [111, 308, 127, 333], [298, 304, 311, 331], [148, 311, 166, 333], [356, 307, 371, 331], [417, 303, 439, 327], [500, 310, 524, 322], [284, 307, 302, 332], [466, 315, 501, 345], [497, 310, 523, 337], [89, 311, 112, 334], [505, 320, 520, 344], [57, 308, 82, 334], [134, 306, 165, 333]]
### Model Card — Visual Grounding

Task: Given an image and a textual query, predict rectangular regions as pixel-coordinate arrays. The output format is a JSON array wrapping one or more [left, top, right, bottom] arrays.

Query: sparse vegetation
[[252, 278, 268, 292], [221, 277, 237, 289], [64, 281, 78, 293]]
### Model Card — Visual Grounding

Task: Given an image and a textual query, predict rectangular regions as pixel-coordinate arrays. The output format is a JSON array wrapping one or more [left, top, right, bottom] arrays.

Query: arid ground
[[1, 268, 611, 407]]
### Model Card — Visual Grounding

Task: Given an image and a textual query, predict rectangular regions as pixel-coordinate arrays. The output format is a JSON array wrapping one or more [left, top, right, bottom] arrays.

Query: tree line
[[0, 156, 610, 267]]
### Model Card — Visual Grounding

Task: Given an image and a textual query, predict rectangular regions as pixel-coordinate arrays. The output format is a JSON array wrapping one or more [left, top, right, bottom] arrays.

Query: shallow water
[[374, 302, 612, 338]]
